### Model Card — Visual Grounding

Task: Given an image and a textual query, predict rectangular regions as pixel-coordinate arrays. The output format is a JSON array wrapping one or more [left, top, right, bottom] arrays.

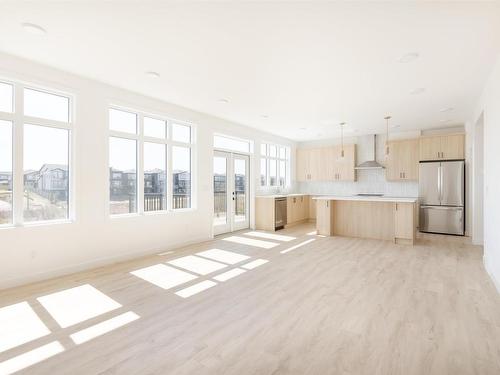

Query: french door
[[213, 151, 250, 235]]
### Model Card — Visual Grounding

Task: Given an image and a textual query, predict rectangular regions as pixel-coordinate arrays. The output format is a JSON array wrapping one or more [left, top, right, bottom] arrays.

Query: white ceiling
[[1, 1, 499, 141]]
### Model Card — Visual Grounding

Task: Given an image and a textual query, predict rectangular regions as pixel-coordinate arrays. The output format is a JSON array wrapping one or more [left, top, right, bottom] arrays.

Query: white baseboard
[[0, 235, 210, 290], [484, 256, 500, 295]]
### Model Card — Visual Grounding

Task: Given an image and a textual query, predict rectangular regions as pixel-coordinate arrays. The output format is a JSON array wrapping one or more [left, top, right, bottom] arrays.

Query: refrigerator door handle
[[437, 164, 442, 204]]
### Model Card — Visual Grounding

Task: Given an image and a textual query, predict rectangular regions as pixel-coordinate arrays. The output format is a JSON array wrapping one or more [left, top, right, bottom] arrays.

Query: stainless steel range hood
[[355, 134, 385, 170]]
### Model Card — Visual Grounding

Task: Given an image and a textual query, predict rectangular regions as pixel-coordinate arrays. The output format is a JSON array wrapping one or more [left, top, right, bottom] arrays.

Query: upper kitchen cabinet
[[386, 139, 419, 181], [332, 144, 357, 181], [297, 148, 323, 181], [419, 134, 465, 161], [296, 145, 356, 182]]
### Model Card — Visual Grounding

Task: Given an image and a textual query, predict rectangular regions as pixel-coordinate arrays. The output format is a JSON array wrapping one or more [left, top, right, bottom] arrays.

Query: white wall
[[0, 52, 295, 289], [472, 114, 484, 245], [470, 54, 500, 293]]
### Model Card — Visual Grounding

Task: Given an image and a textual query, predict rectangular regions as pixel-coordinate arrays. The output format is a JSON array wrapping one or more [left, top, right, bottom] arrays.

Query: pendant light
[[384, 116, 391, 156], [340, 122, 346, 158]]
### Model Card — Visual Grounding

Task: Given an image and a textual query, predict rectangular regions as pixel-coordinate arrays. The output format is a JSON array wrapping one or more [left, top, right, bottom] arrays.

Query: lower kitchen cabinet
[[394, 202, 416, 245], [287, 195, 309, 225]]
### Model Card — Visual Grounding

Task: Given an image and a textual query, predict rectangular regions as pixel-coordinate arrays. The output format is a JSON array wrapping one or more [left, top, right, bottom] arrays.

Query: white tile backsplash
[[298, 169, 418, 197]]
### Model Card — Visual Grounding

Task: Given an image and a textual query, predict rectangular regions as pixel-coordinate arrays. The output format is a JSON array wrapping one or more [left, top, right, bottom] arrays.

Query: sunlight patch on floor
[[37, 284, 122, 328], [175, 280, 217, 298], [213, 268, 247, 282], [222, 236, 278, 249], [241, 259, 269, 270], [0, 341, 64, 375], [0, 302, 51, 354], [280, 239, 316, 254], [243, 231, 296, 242], [70, 311, 140, 345], [131, 264, 197, 290], [196, 249, 250, 265], [168, 255, 227, 275], [306, 230, 317, 236]]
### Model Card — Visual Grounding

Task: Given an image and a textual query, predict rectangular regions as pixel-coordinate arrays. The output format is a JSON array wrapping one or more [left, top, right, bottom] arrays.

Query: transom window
[[108, 107, 194, 216], [260, 143, 290, 187], [213, 134, 252, 153], [0, 80, 72, 226]]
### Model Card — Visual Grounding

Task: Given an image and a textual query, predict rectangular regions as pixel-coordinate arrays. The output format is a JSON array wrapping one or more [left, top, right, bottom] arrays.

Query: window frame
[[107, 104, 195, 217], [0, 78, 74, 228], [259, 142, 290, 188]]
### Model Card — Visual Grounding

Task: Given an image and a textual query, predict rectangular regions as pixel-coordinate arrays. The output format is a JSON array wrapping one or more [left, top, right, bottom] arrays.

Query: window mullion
[[167, 144, 173, 210], [137, 115, 144, 214]]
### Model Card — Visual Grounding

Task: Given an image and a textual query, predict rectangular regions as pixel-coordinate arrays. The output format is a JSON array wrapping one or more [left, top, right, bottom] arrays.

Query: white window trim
[[107, 104, 196, 218], [260, 142, 290, 188], [0, 78, 74, 228]]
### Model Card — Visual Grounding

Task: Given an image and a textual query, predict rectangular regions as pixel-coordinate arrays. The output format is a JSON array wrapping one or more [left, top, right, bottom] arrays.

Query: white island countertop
[[255, 193, 308, 199], [312, 195, 418, 203]]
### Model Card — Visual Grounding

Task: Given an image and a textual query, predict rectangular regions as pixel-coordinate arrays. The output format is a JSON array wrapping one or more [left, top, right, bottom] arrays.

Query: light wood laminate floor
[[1, 224, 499, 375]]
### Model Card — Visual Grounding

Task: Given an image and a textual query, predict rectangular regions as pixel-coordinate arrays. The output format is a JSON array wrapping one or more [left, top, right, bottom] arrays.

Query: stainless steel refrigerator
[[419, 160, 465, 235]]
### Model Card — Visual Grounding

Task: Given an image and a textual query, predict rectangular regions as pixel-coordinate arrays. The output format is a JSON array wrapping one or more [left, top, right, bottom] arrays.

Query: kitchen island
[[313, 196, 417, 245]]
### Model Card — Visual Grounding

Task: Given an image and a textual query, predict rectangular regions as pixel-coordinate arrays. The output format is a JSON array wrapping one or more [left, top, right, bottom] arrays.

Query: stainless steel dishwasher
[[275, 197, 287, 230]]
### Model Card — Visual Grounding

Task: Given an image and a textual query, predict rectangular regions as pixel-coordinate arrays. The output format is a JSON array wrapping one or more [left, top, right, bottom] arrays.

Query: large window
[[0, 80, 72, 226], [0, 120, 12, 225], [108, 108, 194, 215], [260, 143, 290, 187], [23, 124, 69, 222]]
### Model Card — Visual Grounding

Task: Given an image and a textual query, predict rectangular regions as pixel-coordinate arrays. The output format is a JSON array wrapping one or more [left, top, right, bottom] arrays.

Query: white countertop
[[256, 194, 417, 203], [312, 195, 417, 203], [256, 193, 307, 199]]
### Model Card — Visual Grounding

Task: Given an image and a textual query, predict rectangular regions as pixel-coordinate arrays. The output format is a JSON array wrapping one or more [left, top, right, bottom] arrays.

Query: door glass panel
[[234, 158, 246, 222], [213, 156, 227, 226]]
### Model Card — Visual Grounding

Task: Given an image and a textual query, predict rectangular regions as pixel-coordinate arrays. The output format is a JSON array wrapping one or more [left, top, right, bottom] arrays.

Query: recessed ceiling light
[[398, 52, 419, 63], [410, 87, 426, 95], [261, 115, 269, 119], [299, 127, 307, 130], [439, 107, 454, 113], [218, 98, 229, 104], [145, 71, 160, 78], [22, 23, 47, 36]]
